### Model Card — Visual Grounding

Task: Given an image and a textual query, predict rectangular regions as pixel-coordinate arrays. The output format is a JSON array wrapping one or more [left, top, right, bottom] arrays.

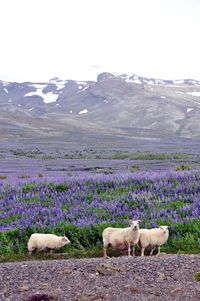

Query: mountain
[[0, 72, 200, 149]]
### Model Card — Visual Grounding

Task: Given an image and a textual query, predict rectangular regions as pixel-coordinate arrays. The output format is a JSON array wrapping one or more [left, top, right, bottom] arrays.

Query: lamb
[[28, 233, 70, 254], [102, 220, 141, 258], [139, 226, 169, 256]]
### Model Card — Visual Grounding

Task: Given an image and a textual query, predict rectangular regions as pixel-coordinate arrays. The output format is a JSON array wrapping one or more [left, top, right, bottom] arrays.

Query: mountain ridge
[[0, 72, 200, 148]]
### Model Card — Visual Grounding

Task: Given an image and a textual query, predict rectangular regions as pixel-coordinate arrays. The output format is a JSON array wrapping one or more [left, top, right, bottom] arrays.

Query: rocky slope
[[1, 72, 200, 147]]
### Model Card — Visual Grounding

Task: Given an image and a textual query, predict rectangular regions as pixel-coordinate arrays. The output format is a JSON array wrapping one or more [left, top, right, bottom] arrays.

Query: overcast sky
[[0, 0, 200, 82]]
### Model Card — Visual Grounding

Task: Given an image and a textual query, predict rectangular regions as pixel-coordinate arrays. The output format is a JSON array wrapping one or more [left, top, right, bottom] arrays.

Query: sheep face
[[159, 226, 169, 234], [129, 220, 141, 231], [61, 236, 71, 247]]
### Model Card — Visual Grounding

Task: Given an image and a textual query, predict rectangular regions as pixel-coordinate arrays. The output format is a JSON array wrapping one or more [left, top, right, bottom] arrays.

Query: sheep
[[28, 233, 70, 254], [102, 220, 141, 258], [139, 226, 169, 256]]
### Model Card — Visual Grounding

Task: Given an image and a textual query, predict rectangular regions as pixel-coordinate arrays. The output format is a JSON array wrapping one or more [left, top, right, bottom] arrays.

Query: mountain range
[[0, 72, 200, 150]]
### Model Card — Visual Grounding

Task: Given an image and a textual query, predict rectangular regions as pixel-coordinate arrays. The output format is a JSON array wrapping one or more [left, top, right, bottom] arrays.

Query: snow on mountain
[[25, 85, 58, 104], [49, 78, 67, 90], [79, 109, 88, 115], [187, 107, 194, 113], [1, 73, 200, 141], [186, 91, 200, 97]]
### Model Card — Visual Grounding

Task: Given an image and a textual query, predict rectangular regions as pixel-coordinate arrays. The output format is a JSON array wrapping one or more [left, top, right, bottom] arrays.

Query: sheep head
[[129, 220, 141, 231], [61, 236, 71, 246], [159, 226, 169, 234]]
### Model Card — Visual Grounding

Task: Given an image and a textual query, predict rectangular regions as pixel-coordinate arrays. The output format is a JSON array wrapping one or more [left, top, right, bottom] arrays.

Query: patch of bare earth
[[0, 254, 200, 301]]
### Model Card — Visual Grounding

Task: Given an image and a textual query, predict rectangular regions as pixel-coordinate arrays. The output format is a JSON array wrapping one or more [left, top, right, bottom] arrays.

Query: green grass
[[111, 151, 192, 160], [195, 272, 200, 281], [0, 221, 200, 262]]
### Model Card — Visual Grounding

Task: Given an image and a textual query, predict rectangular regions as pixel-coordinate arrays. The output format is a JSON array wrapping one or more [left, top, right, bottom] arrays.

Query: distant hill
[[0, 72, 200, 150]]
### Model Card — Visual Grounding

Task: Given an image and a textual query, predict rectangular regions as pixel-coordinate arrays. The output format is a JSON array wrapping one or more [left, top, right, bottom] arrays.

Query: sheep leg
[[28, 247, 35, 255], [103, 247, 109, 258], [157, 246, 161, 255], [128, 244, 131, 257], [132, 245, 135, 256], [141, 247, 145, 257], [150, 247, 156, 256]]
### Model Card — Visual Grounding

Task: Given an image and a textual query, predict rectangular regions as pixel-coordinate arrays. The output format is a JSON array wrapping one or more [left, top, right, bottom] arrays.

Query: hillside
[[1, 72, 200, 151]]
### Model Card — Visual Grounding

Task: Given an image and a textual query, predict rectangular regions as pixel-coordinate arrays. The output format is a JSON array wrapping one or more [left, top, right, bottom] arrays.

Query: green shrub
[[175, 163, 191, 171], [195, 272, 200, 281]]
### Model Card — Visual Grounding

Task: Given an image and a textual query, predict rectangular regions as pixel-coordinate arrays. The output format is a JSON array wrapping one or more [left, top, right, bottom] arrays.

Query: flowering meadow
[[0, 170, 200, 256]]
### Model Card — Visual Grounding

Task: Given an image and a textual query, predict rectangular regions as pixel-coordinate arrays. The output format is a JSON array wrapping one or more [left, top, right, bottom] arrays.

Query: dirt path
[[0, 254, 200, 301]]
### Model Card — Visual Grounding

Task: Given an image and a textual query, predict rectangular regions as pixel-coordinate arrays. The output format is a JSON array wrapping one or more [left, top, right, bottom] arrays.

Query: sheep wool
[[139, 226, 169, 256], [28, 233, 70, 254], [102, 220, 140, 257]]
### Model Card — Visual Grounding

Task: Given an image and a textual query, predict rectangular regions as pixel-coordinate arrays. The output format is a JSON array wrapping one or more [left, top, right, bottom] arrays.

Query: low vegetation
[[8, 147, 196, 161], [0, 169, 200, 261], [195, 272, 200, 281]]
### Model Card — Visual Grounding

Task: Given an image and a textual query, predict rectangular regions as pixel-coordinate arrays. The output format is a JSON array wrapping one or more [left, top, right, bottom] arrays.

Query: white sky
[[0, 0, 200, 82]]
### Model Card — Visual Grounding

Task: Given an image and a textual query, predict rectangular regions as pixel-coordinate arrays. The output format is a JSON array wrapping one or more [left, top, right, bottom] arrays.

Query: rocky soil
[[0, 254, 200, 301]]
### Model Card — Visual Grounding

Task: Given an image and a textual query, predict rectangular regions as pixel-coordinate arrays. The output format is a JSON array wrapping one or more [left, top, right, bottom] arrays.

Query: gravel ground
[[0, 254, 200, 301]]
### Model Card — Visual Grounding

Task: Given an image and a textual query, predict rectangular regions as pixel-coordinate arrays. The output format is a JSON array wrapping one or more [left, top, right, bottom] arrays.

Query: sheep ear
[[128, 220, 133, 224], [138, 220, 141, 223], [62, 237, 67, 241], [159, 226, 163, 230]]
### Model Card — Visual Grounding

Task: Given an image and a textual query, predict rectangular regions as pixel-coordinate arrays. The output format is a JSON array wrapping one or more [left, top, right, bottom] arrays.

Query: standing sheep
[[28, 233, 70, 254], [139, 226, 169, 256], [102, 220, 141, 258]]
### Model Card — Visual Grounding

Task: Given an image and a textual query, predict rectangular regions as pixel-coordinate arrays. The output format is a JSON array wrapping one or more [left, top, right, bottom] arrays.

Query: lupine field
[[0, 168, 200, 258]]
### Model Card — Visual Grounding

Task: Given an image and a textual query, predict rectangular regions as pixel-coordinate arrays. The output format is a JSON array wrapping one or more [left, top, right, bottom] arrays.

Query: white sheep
[[139, 226, 169, 256], [102, 220, 141, 258], [28, 233, 70, 254]]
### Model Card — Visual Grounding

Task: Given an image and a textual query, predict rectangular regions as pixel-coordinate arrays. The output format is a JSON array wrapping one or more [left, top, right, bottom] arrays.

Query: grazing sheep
[[102, 220, 141, 258], [28, 233, 70, 254], [139, 226, 169, 256]]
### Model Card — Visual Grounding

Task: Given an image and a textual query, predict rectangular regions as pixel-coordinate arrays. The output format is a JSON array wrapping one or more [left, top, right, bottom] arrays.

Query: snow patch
[[132, 79, 142, 84], [49, 78, 67, 90], [160, 96, 166, 99], [56, 84, 65, 90], [187, 107, 194, 113], [3, 88, 8, 93], [186, 91, 200, 97], [78, 85, 89, 92], [175, 91, 184, 94], [18, 104, 21, 107], [155, 79, 164, 84], [29, 84, 47, 89], [120, 74, 142, 84], [79, 109, 88, 115], [25, 87, 58, 104], [81, 86, 88, 92], [28, 108, 34, 111], [147, 80, 155, 85], [8, 99, 12, 103], [76, 81, 87, 86], [2, 81, 9, 87], [173, 80, 184, 84]]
